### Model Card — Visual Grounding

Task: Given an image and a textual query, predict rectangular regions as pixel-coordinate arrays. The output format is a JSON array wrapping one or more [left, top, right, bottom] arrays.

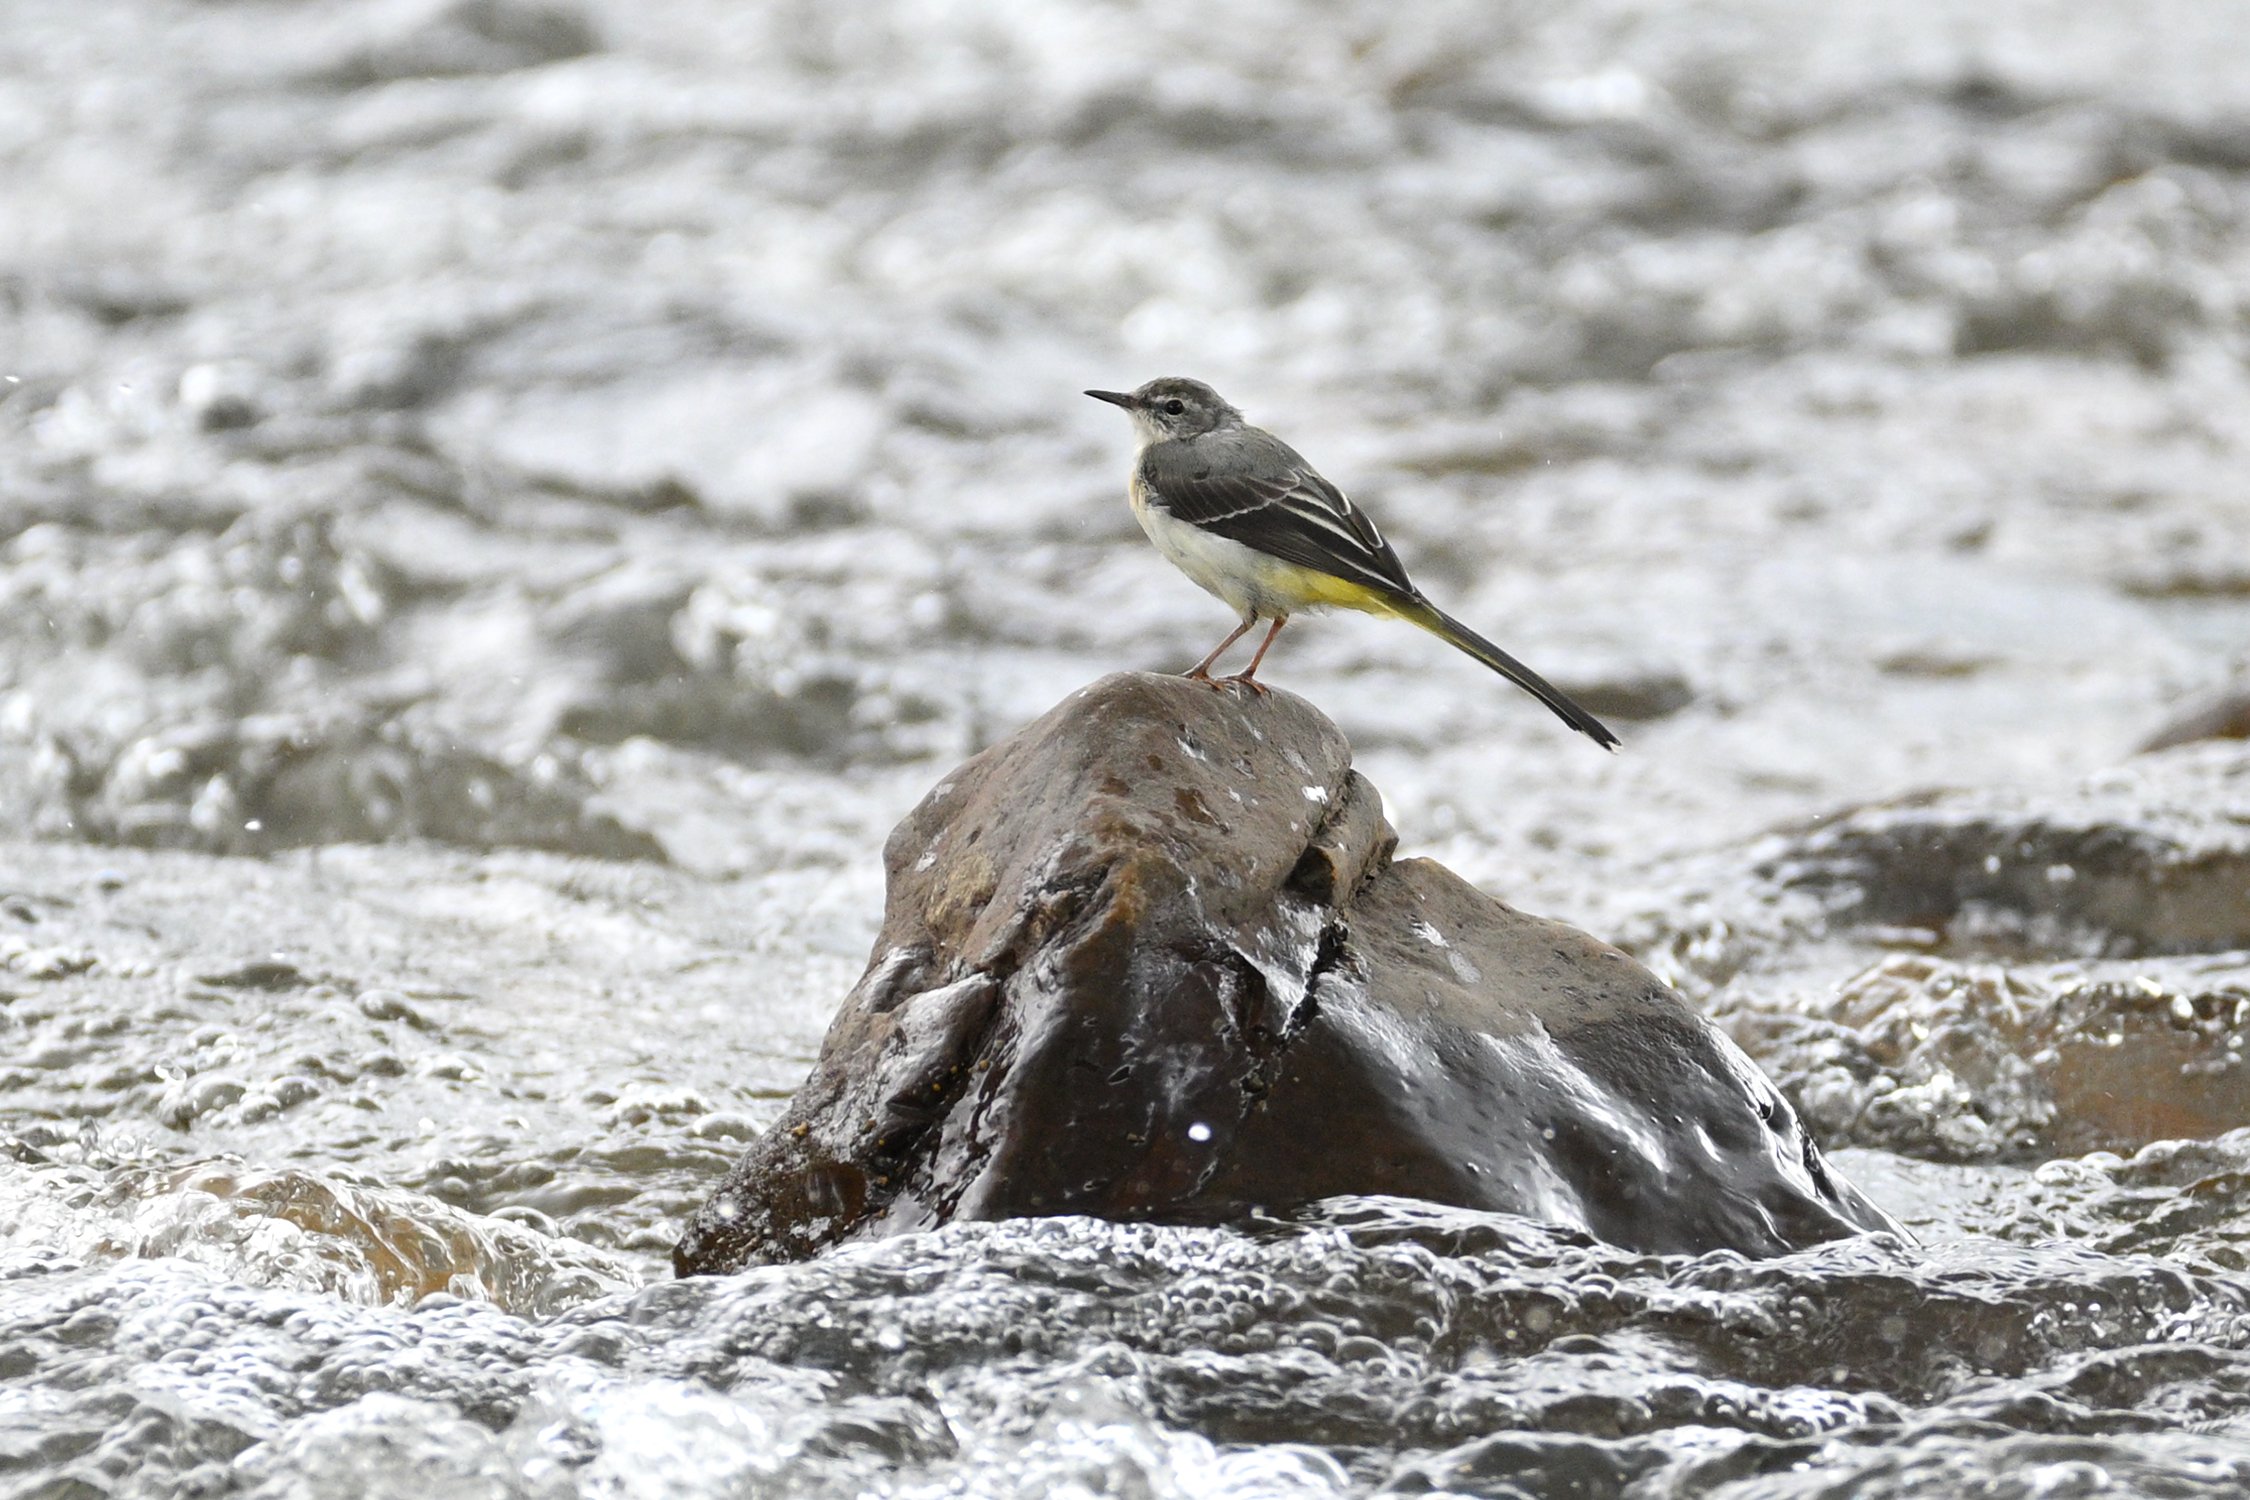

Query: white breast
[[1132, 483, 1280, 620]]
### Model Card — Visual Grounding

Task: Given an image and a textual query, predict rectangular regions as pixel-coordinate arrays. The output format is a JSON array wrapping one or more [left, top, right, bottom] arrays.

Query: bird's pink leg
[[1226, 617, 1287, 694], [1184, 619, 1256, 685]]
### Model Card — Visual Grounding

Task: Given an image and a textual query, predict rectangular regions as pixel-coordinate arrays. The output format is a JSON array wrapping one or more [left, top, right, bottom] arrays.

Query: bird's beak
[[1084, 389, 1135, 408]]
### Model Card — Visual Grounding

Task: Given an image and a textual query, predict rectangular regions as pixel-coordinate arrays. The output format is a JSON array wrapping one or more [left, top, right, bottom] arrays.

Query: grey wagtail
[[1087, 376, 1618, 750]]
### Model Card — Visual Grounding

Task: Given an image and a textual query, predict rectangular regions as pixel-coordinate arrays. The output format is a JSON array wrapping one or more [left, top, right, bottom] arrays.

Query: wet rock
[[1557, 662, 1696, 722], [46, 1159, 644, 1314], [540, 568, 948, 765], [39, 711, 661, 861], [1721, 951, 2250, 1162], [303, 0, 602, 90], [1610, 739, 2250, 1163], [2142, 686, 2250, 752], [1748, 741, 2250, 960], [675, 673, 1897, 1274]]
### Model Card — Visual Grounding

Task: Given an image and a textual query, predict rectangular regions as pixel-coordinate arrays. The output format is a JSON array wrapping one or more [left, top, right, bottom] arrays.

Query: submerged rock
[[1721, 953, 2250, 1163], [1612, 740, 2250, 1164], [35, 712, 662, 862], [676, 674, 1897, 1274], [2143, 687, 2250, 753], [1750, 742, 2250, 959], [1630, 740, 2250, 1007], [0, 1157, 641, 1316]]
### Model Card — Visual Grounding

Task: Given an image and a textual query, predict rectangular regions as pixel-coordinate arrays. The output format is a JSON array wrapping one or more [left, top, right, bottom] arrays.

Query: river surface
[[5, 0, 2250, 1494]]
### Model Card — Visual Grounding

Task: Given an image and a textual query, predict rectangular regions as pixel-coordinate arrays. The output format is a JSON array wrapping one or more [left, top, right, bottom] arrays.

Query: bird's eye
[[1164, 399, 1186, 415]]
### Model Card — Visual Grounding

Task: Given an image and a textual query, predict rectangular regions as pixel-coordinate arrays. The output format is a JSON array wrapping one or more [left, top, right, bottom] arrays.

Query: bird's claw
[[1223, 674, 1270, 696]]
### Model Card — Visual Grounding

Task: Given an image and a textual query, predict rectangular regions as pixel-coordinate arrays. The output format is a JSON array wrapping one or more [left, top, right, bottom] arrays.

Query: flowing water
[[5, 0, 2250, 1493]]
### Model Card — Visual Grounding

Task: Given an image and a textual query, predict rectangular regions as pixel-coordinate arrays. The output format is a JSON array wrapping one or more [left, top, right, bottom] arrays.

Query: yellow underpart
[[1128, 478, 1416, 621], [1260, 562, 1409, 615]]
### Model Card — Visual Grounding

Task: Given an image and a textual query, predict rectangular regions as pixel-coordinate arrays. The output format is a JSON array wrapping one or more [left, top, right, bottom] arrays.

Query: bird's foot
[[1180, 668, 1229, 692], [1222, 673, 1271, 696]]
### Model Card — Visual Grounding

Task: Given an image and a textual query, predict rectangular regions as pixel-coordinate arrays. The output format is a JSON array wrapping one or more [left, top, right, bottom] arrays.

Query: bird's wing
[[1141, 431, 1418, 599]]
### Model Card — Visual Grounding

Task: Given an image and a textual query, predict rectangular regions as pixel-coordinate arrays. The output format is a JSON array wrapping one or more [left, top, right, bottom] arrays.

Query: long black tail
[[1399, 599, 1620, 751]]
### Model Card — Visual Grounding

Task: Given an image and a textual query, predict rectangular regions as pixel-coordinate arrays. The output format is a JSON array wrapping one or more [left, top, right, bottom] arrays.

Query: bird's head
[[1085, 377, 1243, 443]]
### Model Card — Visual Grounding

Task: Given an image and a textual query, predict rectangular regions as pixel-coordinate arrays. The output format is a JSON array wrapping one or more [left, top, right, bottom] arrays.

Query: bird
[[1085, 377, 1619, 750]]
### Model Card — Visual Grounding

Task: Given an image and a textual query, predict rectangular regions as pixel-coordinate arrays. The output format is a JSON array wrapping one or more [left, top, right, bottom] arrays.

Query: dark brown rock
[[674, 673, 1899, 1275]]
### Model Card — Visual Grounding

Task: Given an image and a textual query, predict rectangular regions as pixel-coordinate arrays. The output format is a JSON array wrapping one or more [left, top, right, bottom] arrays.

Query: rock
[[675, 673, 1897, 1275], [1720, 952, 2250, 1163], [14, 1158, 639, 1315], [2142, 687, 2250, 752], [1750, 741, 2250, 958], [40, 711, 662, 862], [1558, 662, 1696, 722], [303, 0, 601, 90], [1607, 740, 2250, 1165]]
